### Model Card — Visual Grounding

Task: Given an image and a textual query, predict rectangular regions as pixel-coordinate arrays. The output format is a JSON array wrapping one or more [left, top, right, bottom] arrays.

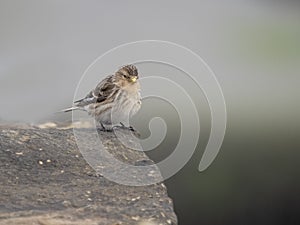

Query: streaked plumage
[[63, 65, 141, 127]]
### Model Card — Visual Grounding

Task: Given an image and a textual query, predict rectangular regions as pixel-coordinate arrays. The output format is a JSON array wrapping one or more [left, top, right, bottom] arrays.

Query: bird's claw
[[113, 122, 136, 132]]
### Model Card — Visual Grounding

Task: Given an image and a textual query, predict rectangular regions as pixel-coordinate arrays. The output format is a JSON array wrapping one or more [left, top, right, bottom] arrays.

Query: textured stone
[[0, 124, 177, 225]]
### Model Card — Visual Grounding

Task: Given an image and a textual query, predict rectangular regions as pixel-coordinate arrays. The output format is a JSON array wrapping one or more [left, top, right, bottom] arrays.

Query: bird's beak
[[130, 77, 137, 82]]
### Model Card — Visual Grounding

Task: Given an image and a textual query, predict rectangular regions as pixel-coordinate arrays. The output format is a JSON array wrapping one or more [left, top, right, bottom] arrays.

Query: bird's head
[[116, 65, 139, 83]]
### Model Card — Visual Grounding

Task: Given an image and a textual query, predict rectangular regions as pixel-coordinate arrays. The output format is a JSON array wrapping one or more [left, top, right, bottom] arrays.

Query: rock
[[0, 124, 177, 225]]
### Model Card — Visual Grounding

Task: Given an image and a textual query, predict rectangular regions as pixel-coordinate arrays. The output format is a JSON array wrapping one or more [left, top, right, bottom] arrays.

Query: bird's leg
[[100, 122, 106, 130], [118, 122, 136, 131], [97, 122, 112, 132], [112, 122, 125, 129]]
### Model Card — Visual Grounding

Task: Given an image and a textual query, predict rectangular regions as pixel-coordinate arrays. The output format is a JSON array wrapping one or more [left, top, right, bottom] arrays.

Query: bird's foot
[[112, 123, 140, 137], [129, 126, 135, 131], [114, 122, 136, 132], [96, 122, 113, 132]]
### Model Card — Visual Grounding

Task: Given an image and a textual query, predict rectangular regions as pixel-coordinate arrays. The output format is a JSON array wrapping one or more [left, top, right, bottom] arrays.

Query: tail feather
[[60, 106, 80, 113], [74, 98, 84, 103]]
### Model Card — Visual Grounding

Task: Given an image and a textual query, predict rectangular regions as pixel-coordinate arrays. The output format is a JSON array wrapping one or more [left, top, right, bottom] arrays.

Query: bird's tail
[[60, 106, 80, 113]]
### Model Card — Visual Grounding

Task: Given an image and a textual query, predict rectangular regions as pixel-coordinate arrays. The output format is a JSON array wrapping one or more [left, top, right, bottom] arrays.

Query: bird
[[62, 65, 141, 131]]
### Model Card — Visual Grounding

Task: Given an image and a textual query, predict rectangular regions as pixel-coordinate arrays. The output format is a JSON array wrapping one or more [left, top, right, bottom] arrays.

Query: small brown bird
[[63, 65, 141, 130]]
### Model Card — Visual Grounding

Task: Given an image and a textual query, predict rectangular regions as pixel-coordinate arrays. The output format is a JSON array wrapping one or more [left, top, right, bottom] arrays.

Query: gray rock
[[0, 124, 177, 225]]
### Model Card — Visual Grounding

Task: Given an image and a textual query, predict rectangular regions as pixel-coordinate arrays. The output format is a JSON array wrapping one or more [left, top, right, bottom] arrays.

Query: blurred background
[[0, 0, 299, 224]]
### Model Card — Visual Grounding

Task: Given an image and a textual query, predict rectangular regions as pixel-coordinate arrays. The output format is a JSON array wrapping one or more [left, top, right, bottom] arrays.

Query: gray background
[[1, 1, 299, 224]]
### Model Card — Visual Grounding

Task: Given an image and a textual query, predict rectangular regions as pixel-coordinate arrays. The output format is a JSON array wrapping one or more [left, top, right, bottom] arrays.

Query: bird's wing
[[74, 75, 118, 107]]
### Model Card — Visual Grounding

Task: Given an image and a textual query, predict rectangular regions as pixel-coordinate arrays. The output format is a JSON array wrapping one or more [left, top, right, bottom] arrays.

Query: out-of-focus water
[[1, 1, 299, 224]]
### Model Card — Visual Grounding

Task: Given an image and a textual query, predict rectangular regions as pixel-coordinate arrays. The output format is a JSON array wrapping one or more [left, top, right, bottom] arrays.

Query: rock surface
[[0, 124, 177, 225]]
